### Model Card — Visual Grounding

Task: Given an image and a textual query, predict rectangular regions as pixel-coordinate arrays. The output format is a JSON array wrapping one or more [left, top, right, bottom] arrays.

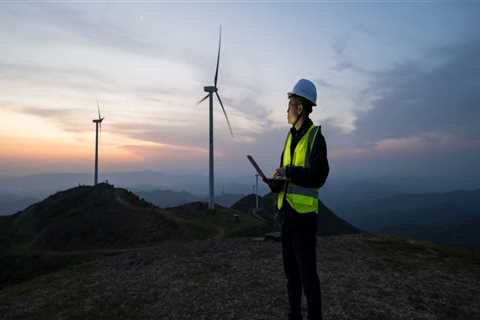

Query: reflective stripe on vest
[[277, 124, 321, 214], [287, 184, 319, 197]]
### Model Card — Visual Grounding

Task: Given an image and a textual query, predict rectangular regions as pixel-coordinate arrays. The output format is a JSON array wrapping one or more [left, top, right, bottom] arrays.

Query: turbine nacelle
[[203, 86, 218, 93]]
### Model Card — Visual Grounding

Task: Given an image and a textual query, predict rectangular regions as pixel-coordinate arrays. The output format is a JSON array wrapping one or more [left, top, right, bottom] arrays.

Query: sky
[[1, 2, 479, 188]]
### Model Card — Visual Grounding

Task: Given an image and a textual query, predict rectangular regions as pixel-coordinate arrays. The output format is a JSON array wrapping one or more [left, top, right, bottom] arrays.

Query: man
[[265, 79, 329, 320]]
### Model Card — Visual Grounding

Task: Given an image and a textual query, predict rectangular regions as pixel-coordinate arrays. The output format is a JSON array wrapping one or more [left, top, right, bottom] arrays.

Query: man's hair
[[289, 94, 313, 116]]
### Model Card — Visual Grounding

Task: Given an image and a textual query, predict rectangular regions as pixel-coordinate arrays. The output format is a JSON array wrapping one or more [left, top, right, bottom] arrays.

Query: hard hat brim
[[287, 92, 317, 106]]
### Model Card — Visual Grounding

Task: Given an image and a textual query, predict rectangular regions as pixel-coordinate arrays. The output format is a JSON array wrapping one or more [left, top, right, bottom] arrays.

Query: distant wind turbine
[[93, 100, 104, 186], [197, 25, 234, 210]]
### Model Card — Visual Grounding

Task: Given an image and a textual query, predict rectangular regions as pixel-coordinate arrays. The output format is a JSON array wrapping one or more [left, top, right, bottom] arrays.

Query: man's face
[[287, 97, 302, 125]]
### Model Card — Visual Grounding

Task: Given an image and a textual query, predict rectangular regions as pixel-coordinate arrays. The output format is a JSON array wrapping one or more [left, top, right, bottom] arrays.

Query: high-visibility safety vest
[[277, 124, 321, 214]]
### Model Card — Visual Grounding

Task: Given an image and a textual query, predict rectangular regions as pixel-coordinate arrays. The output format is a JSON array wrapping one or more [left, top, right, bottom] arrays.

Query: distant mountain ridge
[[340, 188, 480, 248], [343, 188, 480, 228], [231, 193, 361, 236], [136, 189, 199, 208], [137, 189, 245, 208], [0, 194, 38, 216], [3, 172, 473, 217], [0, 171, 260, 199], [380, 217, 480, 248]]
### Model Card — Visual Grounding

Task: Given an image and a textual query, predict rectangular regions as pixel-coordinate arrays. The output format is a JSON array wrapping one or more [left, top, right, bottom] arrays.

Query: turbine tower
[[197, 25, 234, 210], [255, 173, 259, 210], [93, 100, 104, 186]]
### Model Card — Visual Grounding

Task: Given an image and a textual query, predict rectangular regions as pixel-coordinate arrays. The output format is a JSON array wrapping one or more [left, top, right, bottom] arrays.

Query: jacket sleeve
[[284, 130, 329, 188]]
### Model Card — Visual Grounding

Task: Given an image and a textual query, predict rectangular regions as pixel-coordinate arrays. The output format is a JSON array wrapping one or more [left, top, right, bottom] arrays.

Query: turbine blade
[[96, 99, 101, 119], [215, 92, 234, 137], [214, 25, 222, 87], [196, 94, 209, 105]]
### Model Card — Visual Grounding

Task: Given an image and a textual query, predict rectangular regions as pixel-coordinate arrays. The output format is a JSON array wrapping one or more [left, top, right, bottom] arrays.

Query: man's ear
[[297, 104, 304, 115]]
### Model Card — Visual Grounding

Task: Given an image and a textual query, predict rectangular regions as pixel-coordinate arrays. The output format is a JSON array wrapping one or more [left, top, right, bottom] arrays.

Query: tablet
[[246, 155, 287, 180]]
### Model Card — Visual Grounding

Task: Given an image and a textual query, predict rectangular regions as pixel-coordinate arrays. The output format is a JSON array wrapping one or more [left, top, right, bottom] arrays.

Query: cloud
[[313, 38, 480, 181], [3, 3, 160, 60], [1, 102, 91, 133], [339, 132, 477, 157], [314, 78, 336, 89], [118, 143, 210, 173], [121, 143, 208, 156], [352, 39, 480, 144], [332, 34, 349, 56]]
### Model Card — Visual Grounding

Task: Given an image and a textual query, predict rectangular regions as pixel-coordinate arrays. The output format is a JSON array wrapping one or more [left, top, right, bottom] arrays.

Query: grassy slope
[[164, 207, 273, 239], [1, 205, 271, 289]]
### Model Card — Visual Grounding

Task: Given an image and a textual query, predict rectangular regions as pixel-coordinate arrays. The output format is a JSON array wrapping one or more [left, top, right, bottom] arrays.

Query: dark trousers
[[281, 203, 323, 320]]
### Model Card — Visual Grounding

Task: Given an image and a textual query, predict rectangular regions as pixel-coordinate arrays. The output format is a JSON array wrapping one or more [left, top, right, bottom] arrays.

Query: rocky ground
[[1, 233, 479, 320]]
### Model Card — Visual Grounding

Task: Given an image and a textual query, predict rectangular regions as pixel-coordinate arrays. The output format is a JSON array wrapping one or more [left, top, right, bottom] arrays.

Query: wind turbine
[[93, 100, 104, 186], [197, 25, 234, 210]]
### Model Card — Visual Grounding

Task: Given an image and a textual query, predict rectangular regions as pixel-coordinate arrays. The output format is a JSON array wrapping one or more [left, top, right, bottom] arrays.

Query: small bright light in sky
[[0, 2, 479, 183]]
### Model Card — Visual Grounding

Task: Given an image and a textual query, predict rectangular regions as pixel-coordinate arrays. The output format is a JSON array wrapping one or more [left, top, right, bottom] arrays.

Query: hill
[[136, 189, 200, 208], [203, 192, 246, 207], [339, 188, 480, 248], [231, 193, 360, 236], [230, 193, 262, 213], [0, 185, 272, 288], [380, 217, 480, 248], [341, 188, 480, 228], [136, 189, 245, 208], [164, 201, 272, 239], [2, 184, 270, 252], [4, 183, 176, 251], [1, 233, 478, 319]]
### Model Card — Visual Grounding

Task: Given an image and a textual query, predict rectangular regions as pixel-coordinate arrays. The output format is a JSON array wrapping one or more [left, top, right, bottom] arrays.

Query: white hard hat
[[288, 79, 317, 106]]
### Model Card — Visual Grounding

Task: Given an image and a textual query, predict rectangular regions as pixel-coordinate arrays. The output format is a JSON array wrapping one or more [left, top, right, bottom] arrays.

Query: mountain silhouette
[[340, 188, 480, 248], [231, 192, 361, 236], [6, 183, 177, 251], [136, 189, 200, 208], [3, 184, 269, 252], [136, 189, 245, 208]]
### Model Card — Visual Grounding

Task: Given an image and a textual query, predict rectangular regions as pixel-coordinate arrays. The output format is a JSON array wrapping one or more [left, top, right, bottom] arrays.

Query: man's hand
[[272, 167, 287, 179], [262, 177, 285, 193]]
